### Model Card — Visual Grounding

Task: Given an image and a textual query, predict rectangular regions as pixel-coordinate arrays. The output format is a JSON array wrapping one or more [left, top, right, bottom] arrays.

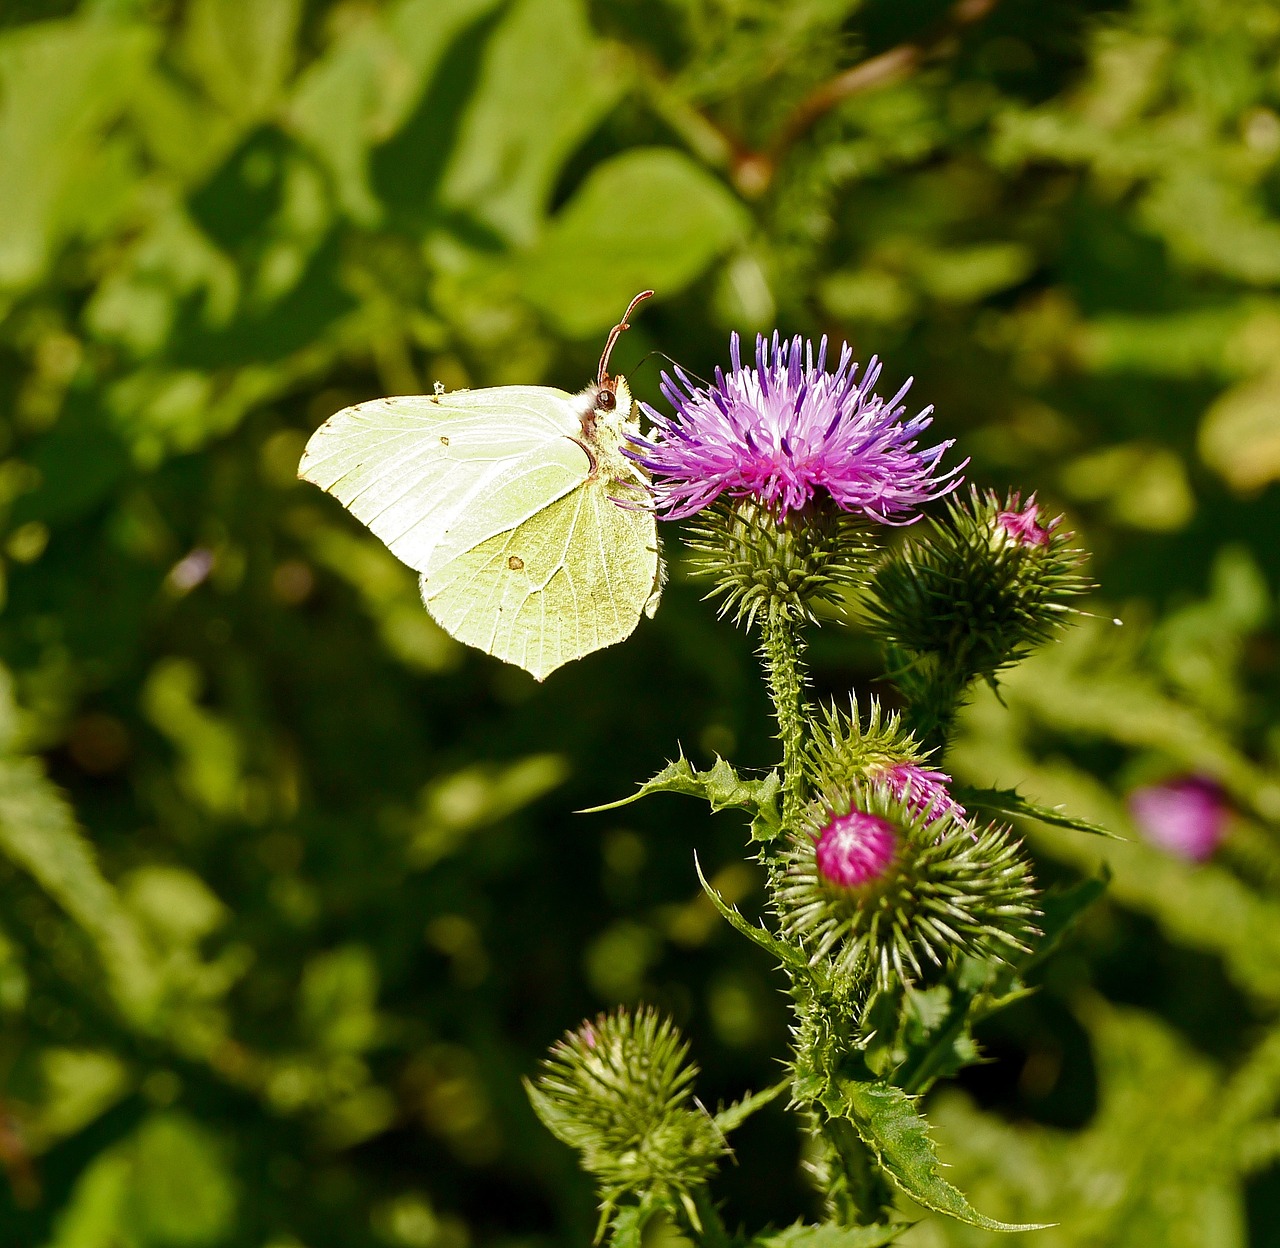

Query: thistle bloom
[[996, 495, 1054, 549], [631, 333, 962, 521], [1129, 776, 1227, 861], [815, 811, 897, 888], [878, 762, 967, 826]]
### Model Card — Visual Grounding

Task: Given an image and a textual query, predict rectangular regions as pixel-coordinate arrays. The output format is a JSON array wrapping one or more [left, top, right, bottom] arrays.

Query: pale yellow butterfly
[[298, 293, 661, 680]]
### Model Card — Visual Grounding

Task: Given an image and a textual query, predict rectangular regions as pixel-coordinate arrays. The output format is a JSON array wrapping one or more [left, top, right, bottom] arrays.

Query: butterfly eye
[[597, 388, 616, 412]]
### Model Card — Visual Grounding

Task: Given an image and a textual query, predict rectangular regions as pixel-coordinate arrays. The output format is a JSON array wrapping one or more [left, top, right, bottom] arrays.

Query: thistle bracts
[[526, 1008, 726, 1235], [685, 498, 874, 629], [775, 783, 1039, 999], [862, 487, 1089, 675]]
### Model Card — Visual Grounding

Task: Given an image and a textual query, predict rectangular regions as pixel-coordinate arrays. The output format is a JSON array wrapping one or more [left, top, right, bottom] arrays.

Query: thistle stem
[[760, 606, 809, 829], [823, 1116, 896, 1226]]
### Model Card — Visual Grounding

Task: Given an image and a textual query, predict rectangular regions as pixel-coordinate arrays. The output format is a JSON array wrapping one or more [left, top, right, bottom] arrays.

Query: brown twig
[[735, 0, 1002, 195]]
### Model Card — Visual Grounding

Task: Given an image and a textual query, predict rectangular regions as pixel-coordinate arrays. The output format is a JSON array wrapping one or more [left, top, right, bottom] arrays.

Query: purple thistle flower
[[815, 810, 897, 888], [996, 494, 1056, 549], [877, 762, 967, 826], [1129, 776, 1227, 862], [630, 332, 964, 522]]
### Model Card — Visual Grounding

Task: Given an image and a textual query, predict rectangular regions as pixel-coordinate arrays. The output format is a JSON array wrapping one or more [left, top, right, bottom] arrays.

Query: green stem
[[822, 1115, 896, 1226], [760, 606, 809, 830]]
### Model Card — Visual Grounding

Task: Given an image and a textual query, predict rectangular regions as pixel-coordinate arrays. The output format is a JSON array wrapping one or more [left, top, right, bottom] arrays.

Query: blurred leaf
[[179, 0, 301, 124], [1199, 368, 1280, 491], [753, 1222, 909, 1248], [301, 945, 379, 1053], [141, 658, 243, 818], [0, 752, 160, 1022], [407, 753, 569, 867], [522, 147, 749, 336], [440, 0, 628, 245], [287, 0, 500, 224], [129, 1112, 237, 1246], [0, 17, 155, 290]]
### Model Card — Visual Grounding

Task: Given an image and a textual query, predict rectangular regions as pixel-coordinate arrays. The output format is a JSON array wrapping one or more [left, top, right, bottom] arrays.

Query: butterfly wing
[[420, 474, 659, 681], [298, 387, 589, 574], [300, 383, 660, 680]]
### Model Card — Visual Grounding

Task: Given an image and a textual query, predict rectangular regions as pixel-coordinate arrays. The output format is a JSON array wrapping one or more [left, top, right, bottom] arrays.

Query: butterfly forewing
[[298, 388, 589, 574]]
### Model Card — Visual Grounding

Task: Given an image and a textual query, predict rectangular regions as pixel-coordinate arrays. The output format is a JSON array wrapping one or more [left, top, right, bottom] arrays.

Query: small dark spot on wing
[[508, 555, 524, 571], [440, 435, 450, 445]]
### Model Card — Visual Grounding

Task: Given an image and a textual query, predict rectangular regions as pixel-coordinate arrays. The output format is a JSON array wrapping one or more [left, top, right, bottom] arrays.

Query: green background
[[2, 0, 1280, 1244]]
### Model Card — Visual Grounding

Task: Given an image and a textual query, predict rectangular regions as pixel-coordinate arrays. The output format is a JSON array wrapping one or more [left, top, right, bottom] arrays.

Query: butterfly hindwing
[[421, 474, 658, 681]]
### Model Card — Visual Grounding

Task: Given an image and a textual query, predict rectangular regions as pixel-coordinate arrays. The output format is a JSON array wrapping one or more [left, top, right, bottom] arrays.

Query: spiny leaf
[[586, 753, 783, 839], [953, 784, 1120, 838], [825, 1080, 1052, 1233], [606, 1201, 656, 1248], [751, 1220, 911, 1248], [694, 854, 808, 971], [713, 1078, 791, 1135]]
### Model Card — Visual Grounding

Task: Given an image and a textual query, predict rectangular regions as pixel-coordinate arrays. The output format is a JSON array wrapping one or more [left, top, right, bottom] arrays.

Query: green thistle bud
[[804, 696, 920, 793], [860, 488, 1090, 682], [684, 498, 873, 630], [526, 1008, 726, 1230], [774, 783, 1039, 997]]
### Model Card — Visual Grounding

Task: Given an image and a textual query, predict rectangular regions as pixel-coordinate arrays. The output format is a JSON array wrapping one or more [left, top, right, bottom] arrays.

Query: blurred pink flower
[[1129, 776, 1227, 861]]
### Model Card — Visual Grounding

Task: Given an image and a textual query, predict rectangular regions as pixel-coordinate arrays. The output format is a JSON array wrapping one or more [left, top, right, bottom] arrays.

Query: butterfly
[[298, 292, 662, 681]]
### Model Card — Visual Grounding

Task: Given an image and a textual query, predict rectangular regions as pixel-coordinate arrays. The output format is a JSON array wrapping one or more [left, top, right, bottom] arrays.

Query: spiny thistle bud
[[860, 487, 1090, 685], [774, 784, 1039, 996], [804, 697, 920, 791], [525, 1008, 726, 1229], [803, 699, 963, 824], [684, 498, 873, 628]]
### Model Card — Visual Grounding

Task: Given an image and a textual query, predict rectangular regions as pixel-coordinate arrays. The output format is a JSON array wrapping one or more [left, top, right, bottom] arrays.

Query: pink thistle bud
[[1129, 776, 1227, 862], [995, 495, 1054, 548], [815, 811, 897, 888], [878, 762, 967, 826]]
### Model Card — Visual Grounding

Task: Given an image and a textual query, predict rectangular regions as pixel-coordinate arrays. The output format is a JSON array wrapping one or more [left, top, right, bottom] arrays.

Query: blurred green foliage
[[3, 0, 1280, 1243]]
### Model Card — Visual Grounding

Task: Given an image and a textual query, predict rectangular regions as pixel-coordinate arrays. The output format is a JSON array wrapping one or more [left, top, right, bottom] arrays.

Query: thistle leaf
[[586, 753, 783, 840], [713, 1077, 791, 1134], [825, 1080, 1053, 1232], [694, 854, 809, 971], [751, 1220, 911, 1247], [953, 784, 1120, 839]]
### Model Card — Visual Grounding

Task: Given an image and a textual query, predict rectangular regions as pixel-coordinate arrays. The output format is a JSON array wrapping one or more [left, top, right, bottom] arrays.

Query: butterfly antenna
[[598, 290, 654, 387]]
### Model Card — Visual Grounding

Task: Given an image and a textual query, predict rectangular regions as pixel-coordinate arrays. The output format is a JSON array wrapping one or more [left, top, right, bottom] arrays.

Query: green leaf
[[439, 0, 627, 245], [713, 1078, 791, 1135], [752, 1222, 910, 1248], [179, 0, 301, 123], [694, 854, 808, 971], [826, 1080, 1052, 1233], [0, 19, 156, 291], [607, 1202, 655, 1248], [954, 784, 1121, 838], [521, 147, 750, 336], [0, 755, 160, 1024], [585, 753, 782, 840]]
